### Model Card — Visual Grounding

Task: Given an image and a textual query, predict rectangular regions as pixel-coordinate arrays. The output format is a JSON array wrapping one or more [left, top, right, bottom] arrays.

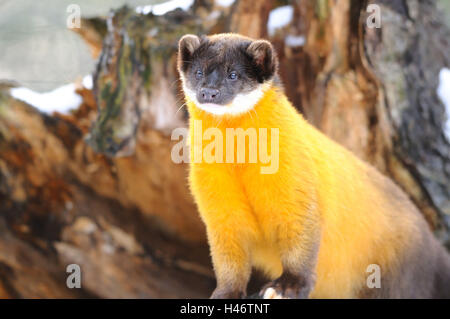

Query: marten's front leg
[[207, 220, 253, 299], [190, 166, 259, 299], [260, 212, 320, 299]]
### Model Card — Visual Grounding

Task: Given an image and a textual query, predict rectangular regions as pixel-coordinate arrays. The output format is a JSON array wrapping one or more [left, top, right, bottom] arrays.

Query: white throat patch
[[182, 85, 265, 116]]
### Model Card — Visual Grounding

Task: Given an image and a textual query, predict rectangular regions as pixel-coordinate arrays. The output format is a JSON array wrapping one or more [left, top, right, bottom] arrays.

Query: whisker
[[175, 97, 185, 104], [252, 108, 259, 122], [175, 102, 187, 116], [174, 102, 187, 116], [248, 109, 254, 121], [214, 115, 223, 127]]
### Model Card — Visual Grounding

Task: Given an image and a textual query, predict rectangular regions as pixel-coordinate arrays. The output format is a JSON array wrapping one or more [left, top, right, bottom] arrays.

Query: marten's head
[[177, 33, 278, 116]]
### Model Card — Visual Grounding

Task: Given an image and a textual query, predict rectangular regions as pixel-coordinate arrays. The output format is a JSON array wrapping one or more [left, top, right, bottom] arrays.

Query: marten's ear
[[178, 34, 200, 73], [246, 40, 278, 82]]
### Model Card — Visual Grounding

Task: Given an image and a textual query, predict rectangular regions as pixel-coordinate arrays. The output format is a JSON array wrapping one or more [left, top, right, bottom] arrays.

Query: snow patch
[[437, 67, 450, 142], [10, 83, 82, 115], [207, 10, 221, 21], [82, 75, 93, 90], [136, 0, 194, 16], [215, 0, 235, 7], [267, 5, 293, 36], [285, 34, 305, 47]]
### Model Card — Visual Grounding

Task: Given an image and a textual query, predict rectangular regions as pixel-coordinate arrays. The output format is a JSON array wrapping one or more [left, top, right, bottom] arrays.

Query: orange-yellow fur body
[[187, 85, 422, 298]]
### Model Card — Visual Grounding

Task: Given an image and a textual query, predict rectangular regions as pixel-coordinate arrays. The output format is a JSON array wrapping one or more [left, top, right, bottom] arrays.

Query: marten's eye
[[195, 69, 203, 79], [228, 71, 238, 81]]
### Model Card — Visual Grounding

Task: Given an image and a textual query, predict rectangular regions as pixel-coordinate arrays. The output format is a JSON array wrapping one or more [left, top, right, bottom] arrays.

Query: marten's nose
[[199, 88, 220, 103]]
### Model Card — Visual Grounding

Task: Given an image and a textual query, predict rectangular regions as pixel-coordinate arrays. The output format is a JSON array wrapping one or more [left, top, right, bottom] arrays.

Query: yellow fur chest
[[187, 87, 317, 274]]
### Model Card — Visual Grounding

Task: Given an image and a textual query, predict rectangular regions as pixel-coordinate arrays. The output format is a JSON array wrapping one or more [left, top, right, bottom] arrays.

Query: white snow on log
[[215, 0, 235, 7], [267, 5, 293, 37], [82, 75, 93, 90], [10, 83, 82, 115], [136, 0, 194, 16], [285, 34, 305, 47], [437, 67, 450, 142], [207, 10, 221, 21]]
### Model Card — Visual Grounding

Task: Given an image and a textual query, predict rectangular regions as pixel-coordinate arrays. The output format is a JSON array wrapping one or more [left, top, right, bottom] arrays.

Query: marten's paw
[[260, 272, 311, 299]]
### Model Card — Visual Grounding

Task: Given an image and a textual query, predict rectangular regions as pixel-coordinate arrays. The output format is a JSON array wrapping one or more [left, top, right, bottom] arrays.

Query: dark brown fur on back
[[359, 167, 450, 298]]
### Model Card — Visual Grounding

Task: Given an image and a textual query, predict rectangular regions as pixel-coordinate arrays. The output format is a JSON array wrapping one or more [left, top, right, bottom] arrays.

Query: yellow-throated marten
[[177, 33, 450, 298]]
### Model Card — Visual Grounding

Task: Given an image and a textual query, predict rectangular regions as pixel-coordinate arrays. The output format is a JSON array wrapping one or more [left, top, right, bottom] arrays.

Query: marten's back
[[189, 85, 450, 298], [276, 93, 450, 298]]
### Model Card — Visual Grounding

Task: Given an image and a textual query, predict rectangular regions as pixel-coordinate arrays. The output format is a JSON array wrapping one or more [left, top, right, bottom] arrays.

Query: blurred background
[[0, 0, 449, 298]]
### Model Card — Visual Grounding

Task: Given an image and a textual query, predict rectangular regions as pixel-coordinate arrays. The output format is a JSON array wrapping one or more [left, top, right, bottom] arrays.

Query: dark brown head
[[177, 33, 278, 115]]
